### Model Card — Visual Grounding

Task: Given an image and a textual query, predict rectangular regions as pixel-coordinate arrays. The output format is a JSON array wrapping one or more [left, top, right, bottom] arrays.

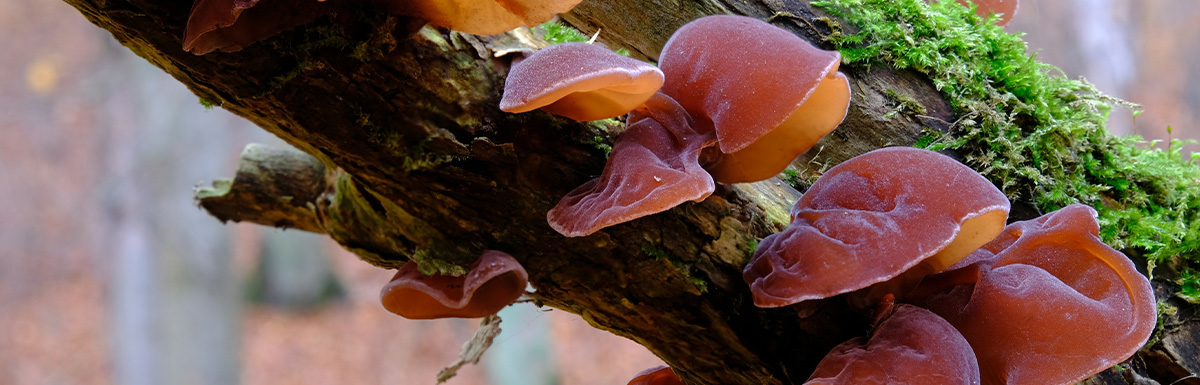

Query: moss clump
[[883, 89, 927, 118], [780, 169, 802, 189], [533, 21, 631, 56], [1178, 267, 1200, 303], [533, 21, 590, 44], [409, 248, 468, 276], [812, 0, 1200, 282]]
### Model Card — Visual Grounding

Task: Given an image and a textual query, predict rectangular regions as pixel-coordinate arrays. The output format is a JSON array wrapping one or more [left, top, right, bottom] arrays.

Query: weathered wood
[[62, 0, 1197, 383], [196, 144, 327, 233]]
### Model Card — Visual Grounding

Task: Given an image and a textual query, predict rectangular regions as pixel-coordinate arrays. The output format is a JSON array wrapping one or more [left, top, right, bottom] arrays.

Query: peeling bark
[[63, 0, 1198, 384]]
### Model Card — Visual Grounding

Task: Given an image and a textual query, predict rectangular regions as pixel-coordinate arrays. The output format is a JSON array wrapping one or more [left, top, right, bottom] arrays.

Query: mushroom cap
[[182, 0, 333, 54], [501, 43, 665, 121], [546, 92, 716, 237], [658, 15, 846, 155], [381, 0, 584, 35], [911, 204, 1156, 385], [805, 304, 981, 385], [627, 366, 685, 385], [702, 67, 849, 183], [742, 147, 1010, 307], [380, 250, 528, 319]]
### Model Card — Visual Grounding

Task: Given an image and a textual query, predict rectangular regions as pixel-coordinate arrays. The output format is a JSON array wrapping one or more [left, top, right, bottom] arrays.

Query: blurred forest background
[[0, 0, 1196, 384]]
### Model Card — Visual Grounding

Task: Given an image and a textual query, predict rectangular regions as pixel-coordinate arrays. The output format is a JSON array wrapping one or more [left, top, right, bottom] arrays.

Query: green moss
[[780, 169, 802, 189], [641, 243, 672, 261], [271, 60, 314, 88], [1149, 299, 1179, 346], [295, 24, 356, 52], [591, 136, 613, 157], [199, 98, 216, 110], [641, 243, 709, 293], [410, 248, 468, 276], [584, 118, 624, 157], [350, 16, 402, 61], [742, 239, 759, 259], [533, 21, 590, 44], [883, 89, 928, 118], [1178, 267, 1200, 304], [812, 0, 1200, 269], [532, 21, 629, 56]]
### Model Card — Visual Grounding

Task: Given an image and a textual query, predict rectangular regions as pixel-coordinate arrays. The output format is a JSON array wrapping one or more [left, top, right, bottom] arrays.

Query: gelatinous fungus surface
[[501, 42, 664, 121], [380, 250, 528, 319], [183, 0, 333, 54], [658, 15, 847, 183], [743, 147, 1009, 307], [546, 93, 716, 237], [912, 204, 1156, 385], [701, 66, 849, 183], [627, 365, 686, 385], [378, 0, 584, 35], [805, 304, 981, 385]]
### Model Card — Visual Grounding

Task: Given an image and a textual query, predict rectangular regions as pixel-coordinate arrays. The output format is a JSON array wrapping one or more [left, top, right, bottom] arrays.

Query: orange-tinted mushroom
[[546, 92, 716, 237], [378, 0, 584, 35], [742, 147, 1009, 307], [182, 0, 334, 54], [658, 15, 849, 183], [627, 366, 685, 385], [380, 250, 528, 319], [805, 304, 980, 384], [501, 42, 665, 121], [911, 204, 1156, 385]]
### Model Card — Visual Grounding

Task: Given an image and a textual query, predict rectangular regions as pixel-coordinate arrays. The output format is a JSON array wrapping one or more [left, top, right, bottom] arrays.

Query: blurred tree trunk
[[62, 0, 1198, 384], [99, 42, 250, 385], [246, 229, 343, 309]]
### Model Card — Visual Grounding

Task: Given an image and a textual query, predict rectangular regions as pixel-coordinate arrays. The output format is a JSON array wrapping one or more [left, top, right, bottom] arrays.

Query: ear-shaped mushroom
[[658, 15, 850, 183], [805, 304, 981, 385], [501, 43, 665, 121], [380, 250, 528, 319], [546, 92, 716, 236], [627, 366, 685, 385], [742, 147, 1009, 307], [183, 0, 334, 54], [379, 0, 584, 35], [911, 204, 1156, 385]]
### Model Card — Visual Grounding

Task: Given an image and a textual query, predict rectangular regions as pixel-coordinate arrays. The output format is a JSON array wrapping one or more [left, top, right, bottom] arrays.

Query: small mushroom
[[501, 42, 665, 121], [380, 250, 528, 319], [627, 366, 685, 385], [378, 0, 583, 35], [911, 204, 1156, 385], [546, 92, 716, 237], [658, 15, 849, 183], [182, 0, 334, 54], [742, 147, 1009, 307], [805, 304, 981, 385]]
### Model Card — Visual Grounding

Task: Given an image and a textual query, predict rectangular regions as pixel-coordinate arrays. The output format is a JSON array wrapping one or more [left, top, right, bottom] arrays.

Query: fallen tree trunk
[[63, 0, 1198, 384]]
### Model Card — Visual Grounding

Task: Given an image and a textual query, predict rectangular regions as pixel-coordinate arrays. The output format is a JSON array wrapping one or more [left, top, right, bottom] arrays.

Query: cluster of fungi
[[183, 0, 1158, 384]]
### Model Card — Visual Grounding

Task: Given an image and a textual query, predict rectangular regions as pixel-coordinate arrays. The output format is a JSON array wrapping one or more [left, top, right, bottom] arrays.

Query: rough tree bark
[[64, 0, 1199, 384]]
